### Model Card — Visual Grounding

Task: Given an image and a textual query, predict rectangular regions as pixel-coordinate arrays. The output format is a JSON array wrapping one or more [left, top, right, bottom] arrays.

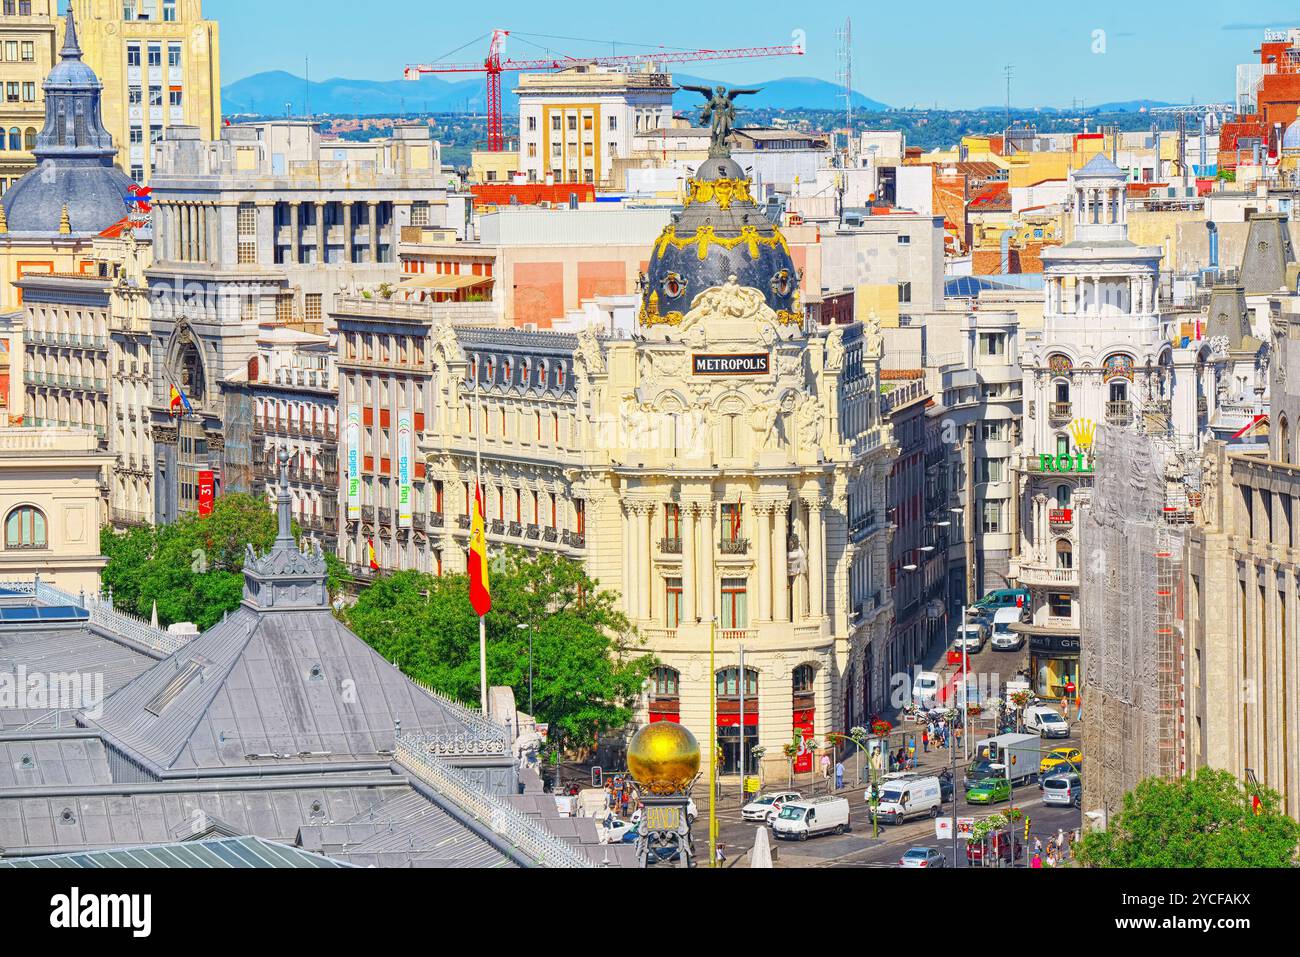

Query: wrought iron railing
[[394, 734, 595, 869], [0, 577, 185, 655]]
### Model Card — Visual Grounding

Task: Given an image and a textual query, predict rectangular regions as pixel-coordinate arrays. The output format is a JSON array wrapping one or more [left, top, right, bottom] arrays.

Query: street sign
[[644, 805, 682, 832], [935, 817, 953, 840], [956, 817, 975, 841]]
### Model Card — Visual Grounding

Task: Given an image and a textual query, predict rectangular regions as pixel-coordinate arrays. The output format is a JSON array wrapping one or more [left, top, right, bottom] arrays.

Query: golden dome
[[627, 722, 700, 794]]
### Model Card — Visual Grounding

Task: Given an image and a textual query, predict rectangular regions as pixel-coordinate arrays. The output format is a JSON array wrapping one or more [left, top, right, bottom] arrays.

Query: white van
[[875, 775, 943, 825], [771, 795, 851, 841], [989, 607, 1025, 651], [1024, 704, 1071, 739], [912, 671, 941, 707]]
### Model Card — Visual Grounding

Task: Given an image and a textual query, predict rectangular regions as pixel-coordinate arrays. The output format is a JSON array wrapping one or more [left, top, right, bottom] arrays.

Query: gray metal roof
[[0, 622, 157, 731], [0, 737, 112, 788], [0, 780, 409, 854], [86, 604, 490, 773], [0, 835, 354, 868]]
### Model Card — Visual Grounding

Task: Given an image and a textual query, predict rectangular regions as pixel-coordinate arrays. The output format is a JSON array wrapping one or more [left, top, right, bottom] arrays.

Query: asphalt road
[[708, 633, 1084, 869]]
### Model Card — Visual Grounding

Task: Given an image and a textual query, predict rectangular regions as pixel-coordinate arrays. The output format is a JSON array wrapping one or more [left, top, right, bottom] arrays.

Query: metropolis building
[[344, 150, 896, 779]]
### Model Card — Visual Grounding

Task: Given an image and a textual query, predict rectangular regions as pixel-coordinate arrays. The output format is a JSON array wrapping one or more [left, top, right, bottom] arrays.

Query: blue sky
[[207, 0, 1294, 109]]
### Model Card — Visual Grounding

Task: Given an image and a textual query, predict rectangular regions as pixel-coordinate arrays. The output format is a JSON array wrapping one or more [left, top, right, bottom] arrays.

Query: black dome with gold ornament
[[640, 155, 801, 328]]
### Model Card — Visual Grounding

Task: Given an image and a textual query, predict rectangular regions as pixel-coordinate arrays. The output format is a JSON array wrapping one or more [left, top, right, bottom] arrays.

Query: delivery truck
[[972, 732, 1040, 786]]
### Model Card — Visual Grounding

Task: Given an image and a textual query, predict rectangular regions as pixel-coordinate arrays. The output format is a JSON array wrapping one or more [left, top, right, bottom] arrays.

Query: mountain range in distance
[[221, 70, 889, 116]]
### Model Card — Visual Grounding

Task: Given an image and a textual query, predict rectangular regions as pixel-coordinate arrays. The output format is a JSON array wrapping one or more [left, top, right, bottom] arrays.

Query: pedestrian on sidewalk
[[1031, 851, 1043, 869], [716, 844, 727, 866], [835, 760, 844, 791], [922, 729, 929, 753]]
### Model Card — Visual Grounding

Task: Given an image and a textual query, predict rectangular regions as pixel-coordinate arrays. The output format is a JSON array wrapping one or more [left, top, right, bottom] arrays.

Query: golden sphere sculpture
[[627, 722, 701, 794]]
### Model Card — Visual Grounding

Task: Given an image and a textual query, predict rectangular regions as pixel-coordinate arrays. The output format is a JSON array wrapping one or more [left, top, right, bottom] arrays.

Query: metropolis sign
[[692, 353, 770, 376]]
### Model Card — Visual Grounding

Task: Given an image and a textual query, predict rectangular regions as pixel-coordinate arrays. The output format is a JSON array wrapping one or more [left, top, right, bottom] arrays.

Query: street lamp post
[[516, 621, 534, 716]]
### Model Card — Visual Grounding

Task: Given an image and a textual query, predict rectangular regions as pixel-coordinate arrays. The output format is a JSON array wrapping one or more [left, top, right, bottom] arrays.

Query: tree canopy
[[1076, 767, 1300, 868], [100, 494, 346, 630], [343, 548, 656, 751]]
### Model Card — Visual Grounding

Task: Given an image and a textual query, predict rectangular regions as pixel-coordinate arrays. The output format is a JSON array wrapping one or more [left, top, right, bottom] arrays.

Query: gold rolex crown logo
[[1068, 417, 1097, 451]]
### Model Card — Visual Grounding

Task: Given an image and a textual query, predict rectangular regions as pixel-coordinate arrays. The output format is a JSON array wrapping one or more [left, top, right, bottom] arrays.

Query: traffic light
[[988, 742, 1000, 761], [1024, 816, 1031, 840], [591, 767, 603, 788]]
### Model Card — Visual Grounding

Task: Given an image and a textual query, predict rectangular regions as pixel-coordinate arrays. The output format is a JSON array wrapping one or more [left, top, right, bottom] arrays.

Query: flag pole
[[475, 364, 488, 716]]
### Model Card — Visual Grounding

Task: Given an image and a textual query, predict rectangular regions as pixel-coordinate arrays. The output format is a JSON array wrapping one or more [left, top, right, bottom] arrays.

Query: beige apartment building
[[66, 0, 221, 183], [0, 427, 111, 594], [0, 0, 57, 195]]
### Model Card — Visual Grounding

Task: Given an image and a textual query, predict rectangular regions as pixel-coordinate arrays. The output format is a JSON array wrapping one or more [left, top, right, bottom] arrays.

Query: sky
[[206, 0, 1297, 109]]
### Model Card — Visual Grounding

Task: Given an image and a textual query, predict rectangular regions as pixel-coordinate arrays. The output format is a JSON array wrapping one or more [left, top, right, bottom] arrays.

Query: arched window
[[1055, 539, 1073, 569], [1056, 484, 1072, 506], [1109, 380, 1128, 403], [1280, 415, 1291, 464], [5, 506, 46, 548], [792, 664, 815, 694], [716, 667, 758, 698], [651, 666, 679, 698], [7, 127, 20, 151], [23, 127, 35, 151]]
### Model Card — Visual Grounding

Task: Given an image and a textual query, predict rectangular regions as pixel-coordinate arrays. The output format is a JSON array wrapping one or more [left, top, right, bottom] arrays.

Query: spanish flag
[[367, 538, 378, 571], [168, 382, 193, 416], [468, 482, 491, 616]]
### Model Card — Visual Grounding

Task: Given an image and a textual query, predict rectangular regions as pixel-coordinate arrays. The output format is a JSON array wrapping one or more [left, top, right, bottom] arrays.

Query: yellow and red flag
[[366, 538, 378, 571], [468, 482, 491, 616]]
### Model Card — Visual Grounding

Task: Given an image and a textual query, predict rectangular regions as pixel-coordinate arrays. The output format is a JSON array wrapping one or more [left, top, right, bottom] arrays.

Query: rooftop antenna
[[1004, 64, 1014, 125], [305, 56, 310, 120], [836, 17, 853, 160]]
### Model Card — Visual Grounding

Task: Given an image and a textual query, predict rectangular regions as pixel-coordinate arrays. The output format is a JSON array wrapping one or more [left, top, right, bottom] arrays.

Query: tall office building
[[66, 0, 221, 183], [0, 0, 58, 194]]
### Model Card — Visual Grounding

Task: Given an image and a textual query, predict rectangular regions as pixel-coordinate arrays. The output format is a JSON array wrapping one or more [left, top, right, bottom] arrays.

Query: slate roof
[[85, 604, 488, 772], [0, 621, 157, 731]]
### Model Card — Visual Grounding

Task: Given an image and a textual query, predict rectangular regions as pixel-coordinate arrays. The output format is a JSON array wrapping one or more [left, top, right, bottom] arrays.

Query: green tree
[[100, 493, 288, 630], [1076, 767, 1300, 868], [344, 548, 656, 751]]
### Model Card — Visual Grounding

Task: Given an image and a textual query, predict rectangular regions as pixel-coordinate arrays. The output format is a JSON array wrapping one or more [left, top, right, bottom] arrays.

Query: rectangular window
[[897, 281, 912, 304], [551, 115, 561, 131], [237, 202, 258, 264], [410, 201, 430, 227], [664, 502, 680, 540], [979, 332, 1007, 357], [980, 499, 1002, 534], [129, 86, 143, 106], [720, 578, 748, 630], [567, 115, 577, 131], [21, 41, 32, 62], [896, 234, 911, 245], [169, 89, 183, 108], [163, 0, 176, 21], [5, 42, 16, 62], [127, 44, 142, 68], [168, 43, 182, 68], [148, 45, 162, 68], [305, 293, 322, 324], [1049, 592, 1072, 618], [666, 578, 683, 629], [149, 86, 163, 107], [6, 83, 17, 103], [721, 502, 743, 542], [609, 116, 617, 131], [977, 458, 1005, 483], [527, 116, 536, 131], [149, 124, 163, 145], [21, 81, 34, 102]]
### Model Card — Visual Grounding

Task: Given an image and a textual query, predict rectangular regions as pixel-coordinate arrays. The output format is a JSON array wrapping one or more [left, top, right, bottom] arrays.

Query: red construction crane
[[405, 29, 805, 152]]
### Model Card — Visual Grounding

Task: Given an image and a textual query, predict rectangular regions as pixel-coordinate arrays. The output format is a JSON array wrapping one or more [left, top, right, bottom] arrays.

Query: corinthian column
[[755, 501, 772, 622], [807, 496, 826, 619], [700, 498, 715, 623], [682, 503, 697, 624], [774, 499, 790, 622]]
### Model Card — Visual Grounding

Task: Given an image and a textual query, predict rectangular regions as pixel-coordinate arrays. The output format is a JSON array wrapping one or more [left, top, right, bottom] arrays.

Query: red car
[[966, 831, 1024, 865]]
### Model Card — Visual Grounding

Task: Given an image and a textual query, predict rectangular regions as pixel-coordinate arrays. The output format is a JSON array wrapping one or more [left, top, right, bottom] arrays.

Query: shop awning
[[399, 274, 494, 291]]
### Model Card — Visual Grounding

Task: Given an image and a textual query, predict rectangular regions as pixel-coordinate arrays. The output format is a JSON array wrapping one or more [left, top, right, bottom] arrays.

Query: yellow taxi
[[1040, 746, 1082, 775]]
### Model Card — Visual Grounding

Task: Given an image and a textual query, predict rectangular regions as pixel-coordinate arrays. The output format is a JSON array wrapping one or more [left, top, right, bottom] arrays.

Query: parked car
[[899, 846, 946, 868], [1024, 705, 1071, 739], [972, 588, 1030, 613], [599, 819, 633, 844], [912, 671, 941, 707], [741, 791, 801, 823], [1040, 746, 1083, 776], [771, 796, 851, 841], [967, 830, 1023, 865], [989, 606, 1026, 651], [965, 776, 1012, 805], [953, 623, 987, 654], [1042, 771, 1083, 808]]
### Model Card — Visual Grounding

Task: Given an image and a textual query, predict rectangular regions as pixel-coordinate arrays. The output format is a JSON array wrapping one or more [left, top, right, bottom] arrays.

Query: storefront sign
[[956, 817, 975, 841], [397, 409, 413, 529], [692, 353, 770, 376], [793, 708, 814, 774], [1038, 453, 1095, 474], [1029, 634, 1081, 654], [197, 469, 215, 516], [1049, 508, 1073, 525], [346, 405, 361, 520]]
